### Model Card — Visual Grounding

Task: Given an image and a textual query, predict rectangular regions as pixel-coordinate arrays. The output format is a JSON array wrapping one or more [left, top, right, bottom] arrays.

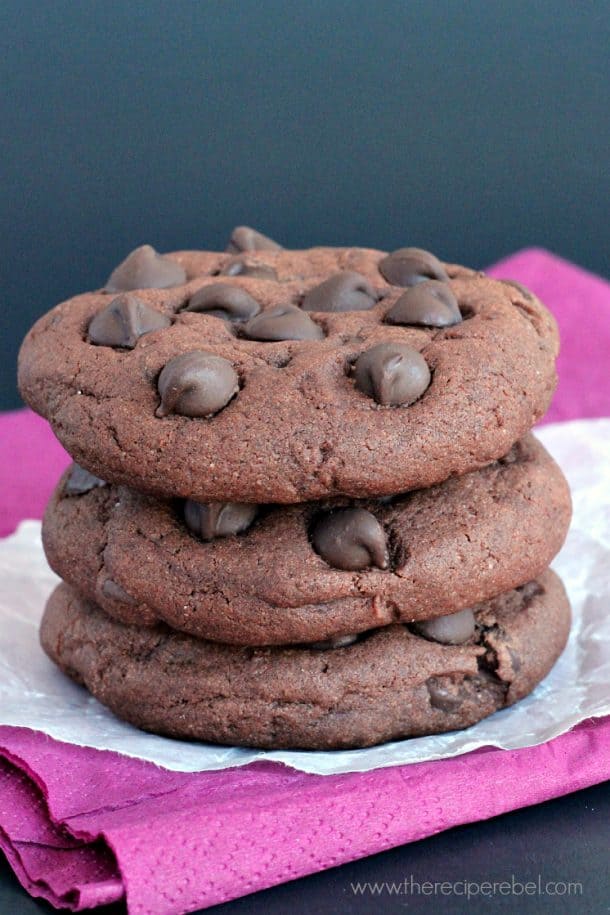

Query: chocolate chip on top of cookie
[[183, 284, 261, 322], [302, 271, 380, 313], [156, 351, 239, 418], [378, 247, 449, 286], [353, 343, 431, 406], [226, 225, 282, 254], [385, 281, 462, 328], [105, 244, 186, 292], [243, 304, 324, 341], [89, 294, 172, 348]]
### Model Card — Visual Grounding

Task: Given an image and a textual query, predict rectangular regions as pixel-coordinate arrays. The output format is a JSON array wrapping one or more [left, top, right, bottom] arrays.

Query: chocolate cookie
[[40, 573, 571, 749], [42, 435, 571, 646], [19, 238, 559, 503]]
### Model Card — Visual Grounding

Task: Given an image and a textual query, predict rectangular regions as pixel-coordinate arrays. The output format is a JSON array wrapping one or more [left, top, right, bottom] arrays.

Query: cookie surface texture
[[42, 436, 571, 646], [40, 573, 571, 750], [19, 245, 559, 503]]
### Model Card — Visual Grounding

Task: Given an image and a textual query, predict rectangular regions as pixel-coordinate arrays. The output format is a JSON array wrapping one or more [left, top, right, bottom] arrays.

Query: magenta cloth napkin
[[1, 248, 609, 913]]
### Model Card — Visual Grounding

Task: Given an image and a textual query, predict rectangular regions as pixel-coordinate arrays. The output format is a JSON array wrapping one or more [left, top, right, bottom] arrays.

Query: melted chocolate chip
[[378, 247, 448, 287], [88, 294, 171, 348], [105, 245, 186, 292], [311, 508, 388, 571], [156, 351, 238, 418], [309, 633, 360, 650], [385, 280, 461, 328], [354, 343, 431, 406], [226, 226, 282, 253], [102, 579, 136, 604], [302, 272, 379, 313], [413, 608, 476, 645], [184, 284, 260, 322], [64, 464, 107, 496], [220, 257, 278, 281], [243, 305, 324, 341], [426, 677, 465, 712], [184, 500, 258, 541]]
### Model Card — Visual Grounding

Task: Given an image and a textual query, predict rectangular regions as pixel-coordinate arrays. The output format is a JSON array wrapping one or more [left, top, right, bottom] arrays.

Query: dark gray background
[[1, 0, 609, 409]]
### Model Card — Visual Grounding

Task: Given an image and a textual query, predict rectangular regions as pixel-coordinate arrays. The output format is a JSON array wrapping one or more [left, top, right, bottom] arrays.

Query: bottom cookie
[[41, 572, 570, 750]]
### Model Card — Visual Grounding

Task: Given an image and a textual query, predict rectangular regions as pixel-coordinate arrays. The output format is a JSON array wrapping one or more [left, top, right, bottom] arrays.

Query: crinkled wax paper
[[1, 418, 609, 776]]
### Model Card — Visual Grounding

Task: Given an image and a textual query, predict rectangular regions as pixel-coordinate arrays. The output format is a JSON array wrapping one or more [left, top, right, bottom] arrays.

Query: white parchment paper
[[1, 418, 609, 775]]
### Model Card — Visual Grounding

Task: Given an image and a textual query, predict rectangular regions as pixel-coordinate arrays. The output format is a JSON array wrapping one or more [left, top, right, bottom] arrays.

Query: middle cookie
[[42, 434, 571, 646]]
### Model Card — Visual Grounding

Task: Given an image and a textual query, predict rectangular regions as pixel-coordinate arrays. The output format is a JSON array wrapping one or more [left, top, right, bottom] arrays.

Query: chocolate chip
[[413, 608, 476, 645], [385, 280, 461, 328], [243, 305, 324, 342], [64, 464, 106, 496], [226, 226, 282, 253], [311, 508, 388, 571], [378, 247, 448, 287], [309, 633, 360, 650], [302, 272, 379, 313], [105, 245, 186, 292], [88, 294, 171, 348], [354, 343, 431, 406], [156, 351, 238, 418], [220, 257, 278, 281], [102, 579, 136, 604], [184, 500, 258, 540], [426, 677, 464, 712], [184, 284, 260, 322]]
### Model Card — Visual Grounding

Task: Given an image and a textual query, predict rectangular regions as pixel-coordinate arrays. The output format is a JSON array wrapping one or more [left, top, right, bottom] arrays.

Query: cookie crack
[[475, 622, 512, 703]]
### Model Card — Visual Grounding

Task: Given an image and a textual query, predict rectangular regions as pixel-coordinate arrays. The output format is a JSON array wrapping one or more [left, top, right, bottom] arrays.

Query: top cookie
[[18, 230, 559, 503]]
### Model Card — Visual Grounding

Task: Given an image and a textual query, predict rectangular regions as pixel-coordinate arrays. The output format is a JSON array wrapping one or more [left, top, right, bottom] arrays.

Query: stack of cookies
[[18, 228, 572, 749]]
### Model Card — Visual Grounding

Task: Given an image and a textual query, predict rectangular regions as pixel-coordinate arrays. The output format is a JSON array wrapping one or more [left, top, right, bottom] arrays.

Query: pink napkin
[[1, 248, 609, 913]]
